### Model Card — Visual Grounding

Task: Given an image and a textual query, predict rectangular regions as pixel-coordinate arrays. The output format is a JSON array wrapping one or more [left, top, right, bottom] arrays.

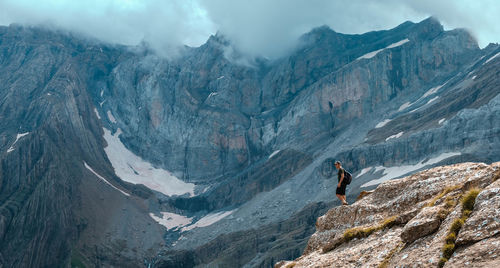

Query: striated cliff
[[0, 16, 499, 267], [276, 162, 500, 267]]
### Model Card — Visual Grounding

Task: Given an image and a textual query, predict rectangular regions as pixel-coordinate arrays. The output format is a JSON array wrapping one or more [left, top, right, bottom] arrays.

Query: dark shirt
[[337, 168, 345, 183]]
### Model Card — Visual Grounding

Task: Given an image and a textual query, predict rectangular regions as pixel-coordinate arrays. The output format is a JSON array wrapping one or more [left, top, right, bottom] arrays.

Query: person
[[334, 161, 348, 205]]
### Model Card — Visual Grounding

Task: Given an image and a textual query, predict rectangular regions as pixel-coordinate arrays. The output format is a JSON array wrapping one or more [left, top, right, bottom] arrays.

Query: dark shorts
[[336, 183, 347, 195]]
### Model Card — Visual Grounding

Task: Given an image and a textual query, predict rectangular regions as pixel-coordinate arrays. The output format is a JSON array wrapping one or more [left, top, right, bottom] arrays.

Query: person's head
[[334, 161, 341, 170]]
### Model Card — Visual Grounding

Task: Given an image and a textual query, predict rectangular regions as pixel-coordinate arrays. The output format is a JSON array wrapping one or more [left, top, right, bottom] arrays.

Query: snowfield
[[149, 210, 236, 232], [361, 152, 461, 187], [103, 128, 195, 197], [182, 210, 236, 232], [149, 212, 193, 230]]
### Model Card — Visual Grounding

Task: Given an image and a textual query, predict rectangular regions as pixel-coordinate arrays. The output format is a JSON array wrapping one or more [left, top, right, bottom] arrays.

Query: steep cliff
[[276, 162, 500, 267], [0, 16, 499, 267]]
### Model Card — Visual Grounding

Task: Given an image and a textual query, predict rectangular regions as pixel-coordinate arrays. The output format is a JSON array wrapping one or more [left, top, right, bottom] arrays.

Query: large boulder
[[400, 206, 443, 243]]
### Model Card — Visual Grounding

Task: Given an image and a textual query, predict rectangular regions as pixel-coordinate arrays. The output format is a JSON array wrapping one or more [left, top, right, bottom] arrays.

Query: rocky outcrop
[[276, 162, 500, 267], [400, 206, 444, 243]]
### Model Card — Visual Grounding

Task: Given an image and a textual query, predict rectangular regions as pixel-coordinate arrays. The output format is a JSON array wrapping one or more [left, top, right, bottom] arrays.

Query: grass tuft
[[439, 188, 481, 268], [445, 232, 456, 244], [449, 218, 464, 234], [461, 189, 480, 211], [380, 216, 398, 229], [343, 226, 377, 241], [438, 257, 448, 268], [323, 216, 402, 253], [442, 243, 455, 259], [426, 185, 461, 207]]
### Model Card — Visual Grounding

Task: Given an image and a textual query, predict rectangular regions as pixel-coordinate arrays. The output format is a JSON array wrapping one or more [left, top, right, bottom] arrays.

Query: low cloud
[[0, 0, 498, 58]]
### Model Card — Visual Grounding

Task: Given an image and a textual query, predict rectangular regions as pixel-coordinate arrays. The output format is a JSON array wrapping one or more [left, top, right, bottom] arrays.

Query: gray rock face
[[400, 206, 443, 243], [0, 17, 499, 267]]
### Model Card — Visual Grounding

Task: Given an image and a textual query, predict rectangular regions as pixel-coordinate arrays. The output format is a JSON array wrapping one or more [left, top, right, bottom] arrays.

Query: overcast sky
[[0, 0, 498, 58]]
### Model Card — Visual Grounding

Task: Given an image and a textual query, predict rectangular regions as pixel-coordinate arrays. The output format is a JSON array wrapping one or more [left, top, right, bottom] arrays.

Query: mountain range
[[0, 17, 499, 267]]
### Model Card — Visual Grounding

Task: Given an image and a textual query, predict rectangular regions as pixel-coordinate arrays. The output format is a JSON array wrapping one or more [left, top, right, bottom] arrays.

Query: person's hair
[[335, 161, 341, 165]]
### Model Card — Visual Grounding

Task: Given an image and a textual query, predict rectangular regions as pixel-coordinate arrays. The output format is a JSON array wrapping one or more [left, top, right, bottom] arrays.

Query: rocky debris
[[276, 162, 500, 267]]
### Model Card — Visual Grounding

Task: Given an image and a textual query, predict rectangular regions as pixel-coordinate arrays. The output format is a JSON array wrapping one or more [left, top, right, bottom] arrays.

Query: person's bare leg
[[341, 195, 348, 205], [336, 194, 343, 203]]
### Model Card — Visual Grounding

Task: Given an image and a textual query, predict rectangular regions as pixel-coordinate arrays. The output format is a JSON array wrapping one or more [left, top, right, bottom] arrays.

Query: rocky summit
[[0, 16, 499, 267], [276, 162, 500, 268]]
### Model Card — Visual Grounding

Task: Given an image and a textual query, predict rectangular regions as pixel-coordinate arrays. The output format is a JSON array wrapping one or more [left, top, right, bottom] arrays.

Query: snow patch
[[206, 92, 218, 100], [423, 85, 443, 98], [386, 38, 410, 48], [7, 132, 30, 153], [472, 75, 477, 80], [107, 111, 117, 123], [361, 152, 461, 187], [103, 128, 195, 197], [149, 212, 192, 230], [375, 119, 392, 128], [438, 118, 446, 125], [385, 132, 404, 141], [358, 167, 373, 177], [217, 76, 225, 80], [94, 108, 101, 120], [426, 96, 439, 104], [484, 51, 500, 64], [182, 210, 235, 232], [47, 93, 51, 96], [83, 162, 130, 196], [357, 48, 384, 60], [398, 102, 412, 112], [357, 39, 409, 60], [100, 89, 104, 97], [269, 150, 281, 159]]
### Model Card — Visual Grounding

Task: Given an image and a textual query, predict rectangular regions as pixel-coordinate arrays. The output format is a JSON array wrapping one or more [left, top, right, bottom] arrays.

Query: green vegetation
[[441, 243, 455, 259], [438, 188, 481, 268], [426, 185, 461, 207], [343, 216, 398, 242], [343, 226, 378, 241], [461, 188, 480, 211], [438, 257, 448, 267], [445, 232, 456, 244], [449, 218, 464, 235], [322, 216, 400, 253]]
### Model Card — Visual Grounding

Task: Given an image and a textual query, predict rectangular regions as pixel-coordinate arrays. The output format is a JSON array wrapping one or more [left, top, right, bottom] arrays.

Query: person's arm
[[338, 169, 344, 187]]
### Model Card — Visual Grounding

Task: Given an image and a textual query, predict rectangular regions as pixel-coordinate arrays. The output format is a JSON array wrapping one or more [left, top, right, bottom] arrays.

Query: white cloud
[[0, 0, 498, 58]]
